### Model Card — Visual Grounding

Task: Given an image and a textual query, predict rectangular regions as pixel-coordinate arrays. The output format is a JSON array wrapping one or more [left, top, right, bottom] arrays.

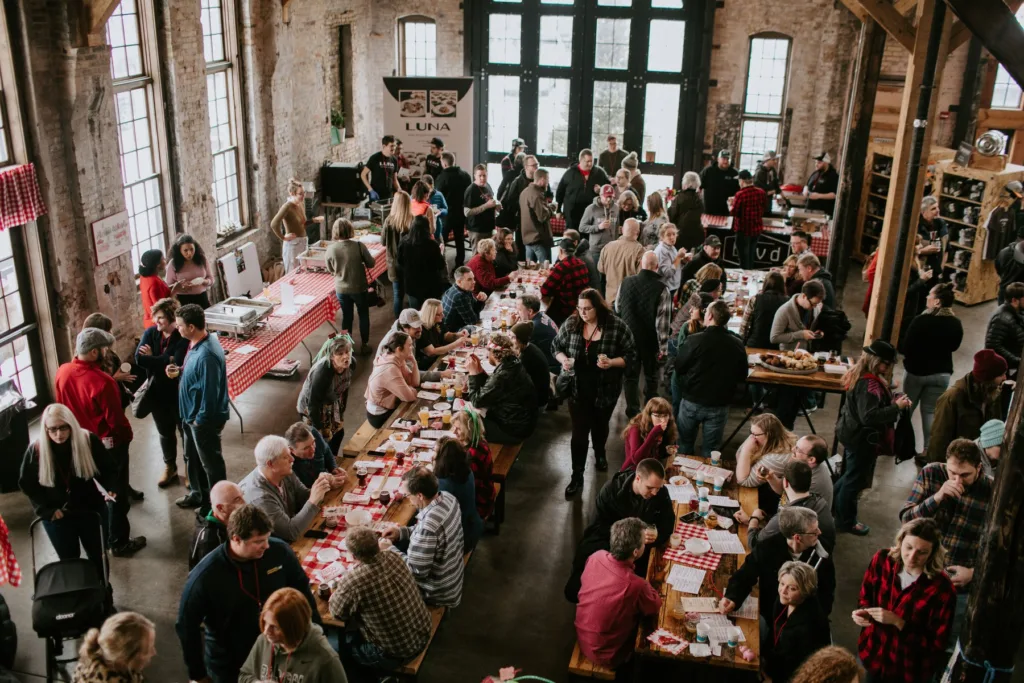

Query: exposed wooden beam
[[894, 0, 917, 15], [978, 108, 1024, 129], [851, 0, 917, 51], [946, 0, 1024, 88], [836, 0, 870, 23], [282, 0, 293, 23], [948, 0, 1024, 54], [86, 0, 120, 46]]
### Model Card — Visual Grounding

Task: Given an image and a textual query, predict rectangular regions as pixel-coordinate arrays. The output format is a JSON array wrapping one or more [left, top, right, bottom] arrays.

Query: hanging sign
[[382, 77, 474, 180], [91, 211, 132, 265]]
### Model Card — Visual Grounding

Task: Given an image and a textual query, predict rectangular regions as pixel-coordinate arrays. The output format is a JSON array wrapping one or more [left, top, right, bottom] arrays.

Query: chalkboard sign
[[954, 141, 973, 168]]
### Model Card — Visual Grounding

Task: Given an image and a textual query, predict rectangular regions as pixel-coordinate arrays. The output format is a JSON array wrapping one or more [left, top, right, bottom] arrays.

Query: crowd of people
[[11, 133, 1018, 683]]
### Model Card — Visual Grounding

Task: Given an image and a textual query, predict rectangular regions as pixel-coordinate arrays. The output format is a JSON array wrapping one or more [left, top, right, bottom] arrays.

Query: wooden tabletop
[[636, 458, 760, 670], [745, 347, 849, 394]]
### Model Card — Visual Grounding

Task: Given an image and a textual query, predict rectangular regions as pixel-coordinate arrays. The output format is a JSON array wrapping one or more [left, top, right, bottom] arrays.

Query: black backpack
[[811, 308, 852, 353]]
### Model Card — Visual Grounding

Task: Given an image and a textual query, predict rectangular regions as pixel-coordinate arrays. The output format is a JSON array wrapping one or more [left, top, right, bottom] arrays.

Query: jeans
[[525, 243, 552, 264], [151, 400, 182, 469], [568, 397, 616, 475], [624, 344, 660, 418], [282, 236, 307, 273], [736, 232, 759, 269], [392, 280, 405, 318], [902, 371, 950, 449], [434, 219, 446, 244], [676, 398, 728, 457], [107, 443, 132, 547], [182, 420, 226, 511], [42, 511, 107, 583], [833, 447, 876, 528], [340, 628, 405, 683], [338, 291, 371, 345]]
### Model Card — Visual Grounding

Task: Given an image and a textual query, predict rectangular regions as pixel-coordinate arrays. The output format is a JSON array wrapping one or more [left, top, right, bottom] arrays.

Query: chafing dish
[[205, 297, 275, 338]]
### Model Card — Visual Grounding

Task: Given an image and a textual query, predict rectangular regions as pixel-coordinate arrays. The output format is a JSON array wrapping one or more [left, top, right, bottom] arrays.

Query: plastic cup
[[696, 622, 710, 643], [727, 626, 742, 647], [166, 365, 180, 379], [418, 408, 430, 427], [446, 388, 456, 402], [442, 410, 452, 425], [669, 533, 682, 548], [699, 500, 711, 516], [694, 471, 706, 488], [698, 486, 709, 500], [714, 476, 725, 493], [710, 450, 722, 465]]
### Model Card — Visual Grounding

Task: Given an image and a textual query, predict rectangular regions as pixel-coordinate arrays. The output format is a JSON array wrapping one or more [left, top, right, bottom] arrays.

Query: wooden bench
[[489, 443, 522, 532], [342, 420, 379, 457], [395, 606, 445, 678], [568, 641, 616, 680]]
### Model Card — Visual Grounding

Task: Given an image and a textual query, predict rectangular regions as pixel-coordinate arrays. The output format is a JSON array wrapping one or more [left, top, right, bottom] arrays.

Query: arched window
[[738, 33, 792, 173], [398, 16, 437, 77]]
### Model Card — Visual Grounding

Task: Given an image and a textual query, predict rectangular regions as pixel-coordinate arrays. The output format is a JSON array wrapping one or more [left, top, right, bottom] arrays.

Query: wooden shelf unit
[[852, 141, 955, 262], [934, 160, 1024, 305]]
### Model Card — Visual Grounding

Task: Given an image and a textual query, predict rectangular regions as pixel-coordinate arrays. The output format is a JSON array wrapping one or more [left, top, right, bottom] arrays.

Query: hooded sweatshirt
[[578, 196, 622, 260], [238, 624, 348, 683], [365, 354, 418, 412]]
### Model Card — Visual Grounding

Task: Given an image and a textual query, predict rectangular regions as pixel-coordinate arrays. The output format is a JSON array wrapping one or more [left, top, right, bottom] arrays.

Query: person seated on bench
[[189, 480, 245, 570], [442, 266, 487, 333], [511, 321, 553, 408], [564, 459, 674, 602], [451, 408, 496, 520], [418, 298, 470, 363], [284, 422, 346, 489], [466, 333, 537, 444], [739, 459, 835, 553], [434, 437, 484, 551], [366, 332, 451, 429], [376, 308, 432, 370], [329, 527, 432, 681], [575, 517, 662, 669], [381, 467, 465, 607], [238, 436, 336, 543]]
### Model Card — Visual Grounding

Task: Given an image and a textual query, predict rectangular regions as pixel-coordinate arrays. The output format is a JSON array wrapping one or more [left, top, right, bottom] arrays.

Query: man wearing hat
[[803, 153, 839, 215], [680, 234, 727, 293], [557, 149, 611, 234], [754, 151, 782, 215], [925, 349, 1007, 464], [730, 170, 767, 269], [55, 328, 146, 556], [376, 308, 429, 368], [579, 184, 623, 272], [976, 419, 1004, 479], [424, 137, 445, 180], [699, 149, 739, 217]]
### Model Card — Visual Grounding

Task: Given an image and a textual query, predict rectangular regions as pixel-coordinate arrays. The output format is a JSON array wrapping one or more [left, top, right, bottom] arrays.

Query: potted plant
[[330, 103, 345, 145]]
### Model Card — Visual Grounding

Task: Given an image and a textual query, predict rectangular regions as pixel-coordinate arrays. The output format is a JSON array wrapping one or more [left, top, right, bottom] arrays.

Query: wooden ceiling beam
[[978, 108, 1024, 129], [894, 0, 917, 15], [86, 0, 120, 46], [848, 0, 917, 51], [836, 0, 870, 23], [946, 0, 1024, 87]]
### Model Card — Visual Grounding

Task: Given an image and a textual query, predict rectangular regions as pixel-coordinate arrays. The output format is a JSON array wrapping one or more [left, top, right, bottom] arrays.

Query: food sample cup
[[699, 500, 711, 516], [714, 476, 725, 493], [669, 533, 682, 548], [698, 486, 709, 500]]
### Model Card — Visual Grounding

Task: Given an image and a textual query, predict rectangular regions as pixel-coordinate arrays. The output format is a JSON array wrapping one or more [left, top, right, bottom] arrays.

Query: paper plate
[[433, 402, 451, 410], [669, 475, 689, 486], [684, 538, 711, 556], [316, 547, 340, 563]]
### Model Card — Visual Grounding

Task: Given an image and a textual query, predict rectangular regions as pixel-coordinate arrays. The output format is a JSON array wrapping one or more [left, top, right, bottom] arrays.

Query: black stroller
[[28, 511, 110, 682]]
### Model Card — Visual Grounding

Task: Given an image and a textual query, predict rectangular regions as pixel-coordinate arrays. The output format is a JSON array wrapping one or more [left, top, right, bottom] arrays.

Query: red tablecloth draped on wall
[[0, 163, 47, 231]]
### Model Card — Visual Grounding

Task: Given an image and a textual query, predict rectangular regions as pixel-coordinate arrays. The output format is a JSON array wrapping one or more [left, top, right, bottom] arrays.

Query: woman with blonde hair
[[466, 332, 537, 443], [616, 188, 645, 223], [239, 587, 347, 683], [834, 341, 911, 535], [382, 189, 414, 317], [271, 178, 325, 273], [854, 518, 955, 683], [418, 298, 469, 361], [467, 237, 512, 295], [783, 253, 803, 297], [73, 612, 156, 683], [790, 646, 864, 683], [620, 397, 678, 471], [763, 561, 832, 683], [640, 191, 668, 247], [451, 408, 495, 519], [735, 413, 796, 486], [19, 404, 115, 579]]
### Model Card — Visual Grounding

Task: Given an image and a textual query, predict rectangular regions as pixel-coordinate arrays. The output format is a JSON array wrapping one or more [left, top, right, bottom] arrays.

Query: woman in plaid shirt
[[853, 518, 956, 683], [552, 288, 636, 497]]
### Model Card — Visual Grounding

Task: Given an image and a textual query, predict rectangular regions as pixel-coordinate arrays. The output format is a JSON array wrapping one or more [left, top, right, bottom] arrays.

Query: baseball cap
[[512, 138, 527, 149], [76, 328, 116, 356], [814, 152, 832, 164], [600, 184, 615, 198], [398, 309, 423, 329], [704, 235, 722, 248], [1006, 180, 1023, 198], [718, 149, 732, 159], [429, 137, 444, 148], [763, 151, 778, 161], [738, 170, 753, 181]]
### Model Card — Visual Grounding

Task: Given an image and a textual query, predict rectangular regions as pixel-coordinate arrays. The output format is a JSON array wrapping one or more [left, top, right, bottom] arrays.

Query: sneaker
[[158, 467, 179, 488], [360, 343, 372, 356], [110, 536, 147, 557], [564, 475, 584, 498], [128, 487, 145, 502], [175, 493, 202, 509], [594, 455, 608, 472], [841, 522, 871, 536]]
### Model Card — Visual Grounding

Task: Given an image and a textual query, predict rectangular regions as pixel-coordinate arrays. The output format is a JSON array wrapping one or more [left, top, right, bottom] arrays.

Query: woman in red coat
[[138, 249, 171, 330], [620, 397, 678, 471], [467, 238, 512, 295]]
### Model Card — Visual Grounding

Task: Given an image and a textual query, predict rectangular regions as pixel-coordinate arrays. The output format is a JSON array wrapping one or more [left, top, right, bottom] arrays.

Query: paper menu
[[419, 430, 453, 440], [700, 614, 746, 645], [293, 294, 314, 306], [733, 596, 759, 620], [665, 484, 696, 503], [708, 495, 739, 508], [680, 597, 719, 612], [411, 438, 437, 449], [232, 344, 258, 354], [675, 457, 705, 470], [384, 439, 413, 453], [416, 390, 441, 401], [667, 565, 705, 594], [706, 530, 747, 555]]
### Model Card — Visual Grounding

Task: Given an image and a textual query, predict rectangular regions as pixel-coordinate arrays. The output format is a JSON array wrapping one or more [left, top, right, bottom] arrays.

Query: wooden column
[[943, 356, 1024, 682], [864, 0, 953, 345]]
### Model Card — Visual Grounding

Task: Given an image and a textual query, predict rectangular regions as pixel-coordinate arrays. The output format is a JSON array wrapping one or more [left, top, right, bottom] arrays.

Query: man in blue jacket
[[176, 504, 319, 683], [175, 304, 230, 513]]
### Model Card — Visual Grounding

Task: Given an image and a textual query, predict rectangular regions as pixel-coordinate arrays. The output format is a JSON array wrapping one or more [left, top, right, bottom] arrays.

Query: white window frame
[[738, 34, 792, 173], [107, 0, 174, 273], [202, 0, 248, 234], [398, 16, 437, 77]]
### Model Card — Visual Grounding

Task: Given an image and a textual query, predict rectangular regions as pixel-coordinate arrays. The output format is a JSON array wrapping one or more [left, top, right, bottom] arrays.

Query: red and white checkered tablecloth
[[662, 522, 723, 572], [0, 163, 47, 231], [701, 214, 830, 258], [220, 272, 339, 399], [365, 243, 387, 282]]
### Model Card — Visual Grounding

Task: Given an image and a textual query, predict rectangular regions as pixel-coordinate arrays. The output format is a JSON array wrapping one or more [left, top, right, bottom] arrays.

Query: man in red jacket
[[730, 169, 767, 269], [54, 327, 146, 556]]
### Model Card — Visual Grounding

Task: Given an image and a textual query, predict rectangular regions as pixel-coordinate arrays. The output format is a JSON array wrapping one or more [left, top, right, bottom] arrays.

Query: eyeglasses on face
[[750, 430, 766, 438], [46, 425, 71, 435], [577, 306, 594, 313]]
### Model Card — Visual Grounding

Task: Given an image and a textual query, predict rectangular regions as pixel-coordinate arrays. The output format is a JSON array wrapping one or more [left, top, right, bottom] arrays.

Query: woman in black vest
[[740, 271, 789, 349]]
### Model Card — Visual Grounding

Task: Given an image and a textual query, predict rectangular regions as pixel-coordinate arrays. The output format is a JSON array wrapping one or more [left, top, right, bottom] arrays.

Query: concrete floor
[[0, 262, 1007, 682]]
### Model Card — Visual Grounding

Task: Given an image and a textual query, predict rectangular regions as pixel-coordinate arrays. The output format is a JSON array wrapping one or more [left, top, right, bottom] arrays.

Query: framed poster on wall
[[91, 211, 132, 265], [383, 77, 474, 180]]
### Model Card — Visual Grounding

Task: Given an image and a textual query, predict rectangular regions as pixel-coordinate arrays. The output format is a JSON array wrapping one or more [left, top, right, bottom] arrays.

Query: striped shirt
[[398, 491, 465, 607]]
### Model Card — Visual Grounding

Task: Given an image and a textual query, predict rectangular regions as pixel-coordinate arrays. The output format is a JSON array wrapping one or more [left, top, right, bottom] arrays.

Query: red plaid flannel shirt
[[857, 549, 956, 683], [541, 255, 591, 322], [730, 186, 767, 236]]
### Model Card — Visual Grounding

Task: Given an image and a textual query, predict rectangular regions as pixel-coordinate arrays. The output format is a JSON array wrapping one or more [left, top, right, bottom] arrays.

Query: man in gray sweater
[[238, 435, 337, 542], [769, 279, 825, 351]]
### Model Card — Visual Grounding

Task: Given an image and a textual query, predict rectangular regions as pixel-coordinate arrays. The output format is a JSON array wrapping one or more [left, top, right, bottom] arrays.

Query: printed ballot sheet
[[667, 565, 705, 594], [734, 596, 759, 620], [681, 597, 719, 613], [706, 529, 747, 555]]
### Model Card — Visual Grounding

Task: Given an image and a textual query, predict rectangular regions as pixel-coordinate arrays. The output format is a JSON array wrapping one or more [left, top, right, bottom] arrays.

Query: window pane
[[648, 20, 684, 72], [536, 78, 570, 157], [403, 21, 437, 77], [744, 37, 790, 116], [591, 81, 627, 152], [488, 76, 520, 153], [642, 83, 680, 164], [212, 148, 241, 228], [201, 0, 226, 63], [644, 175, 675, 196], [595, 18, 630, 70], [992, 65, 1023, 109], [598, 0, 631, 5], [546, 167, 568, 196], [489, 14, 522, 65], [739, 120, 780, 173], [539, 15, 573, 67], [652, 0, 684, 7], [106, 1, 144, 80], [542, 0, 574, 4]]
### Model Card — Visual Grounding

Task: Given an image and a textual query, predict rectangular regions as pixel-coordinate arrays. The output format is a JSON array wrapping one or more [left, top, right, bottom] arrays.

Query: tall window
[[991, 7, 1024, 110], [107, 0, 169, 272], [202, 0, 245, 231], [0, 91, 10, 166], [738, 35, 791, 173], [399, 17, 437, 76]]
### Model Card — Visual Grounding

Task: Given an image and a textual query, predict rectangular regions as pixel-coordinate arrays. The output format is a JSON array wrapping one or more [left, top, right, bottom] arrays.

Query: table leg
[[300, 339, 314, 364], [228, 399, 244, 433], [800, 404, 817, 435], [721, 387, 771, 447]]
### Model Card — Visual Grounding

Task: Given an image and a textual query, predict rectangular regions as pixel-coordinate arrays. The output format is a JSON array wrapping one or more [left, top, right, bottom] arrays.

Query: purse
[[130, 376, 154, 419]]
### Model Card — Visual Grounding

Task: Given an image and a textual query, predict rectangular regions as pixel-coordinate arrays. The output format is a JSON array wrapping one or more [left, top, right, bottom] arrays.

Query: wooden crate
[[934, 160, 1024, 305]]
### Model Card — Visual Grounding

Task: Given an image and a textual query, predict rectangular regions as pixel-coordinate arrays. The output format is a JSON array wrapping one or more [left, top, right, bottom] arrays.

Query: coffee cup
[[669, 533, 682, 548]]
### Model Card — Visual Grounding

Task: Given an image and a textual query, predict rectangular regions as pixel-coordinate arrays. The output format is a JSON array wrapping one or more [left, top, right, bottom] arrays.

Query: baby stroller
[[29, 512, 110, 682]]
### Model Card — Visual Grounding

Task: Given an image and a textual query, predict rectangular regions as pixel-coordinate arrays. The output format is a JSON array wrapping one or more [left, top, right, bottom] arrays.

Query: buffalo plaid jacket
[[857, 549, 956, 683], [900, 463, 992, 568], [550, 312, 636, 409], [730, 185, 767, 237], [540, 255, 591, 323]]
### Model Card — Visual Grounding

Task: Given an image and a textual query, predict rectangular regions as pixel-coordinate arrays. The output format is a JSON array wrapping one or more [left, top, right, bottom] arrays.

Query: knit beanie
[[972, 349, 1008, 383], [978, 419, 1005, 449]]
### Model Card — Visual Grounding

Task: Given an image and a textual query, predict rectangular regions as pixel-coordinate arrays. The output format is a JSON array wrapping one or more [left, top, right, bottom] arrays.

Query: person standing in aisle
[[731, 170, 768, 269], [361, 135, 400, 202], [519, 167, 555, 264], [137, 249, 171, 330], [381, 191, 413, 319], [617, 252, 672, 419], [464, 165, 499, 253], [597, 135, 628, 178], [424, 137, 444, 180], [270, 178, 324, 273], [435, 151, 473, 268], [557, 149, 610, 233], [498, 138, 527, 200], [699, 150, 739, 216], [804, 152, 839, 215], [165, 234, 214, 309], [754, 151, 782, 215]]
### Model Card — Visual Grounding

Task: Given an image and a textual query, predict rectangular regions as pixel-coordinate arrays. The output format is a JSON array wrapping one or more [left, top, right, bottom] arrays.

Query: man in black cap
[[754, 151, 782, 216], [680, 235, 727, 293], [699, 149, 739, 216], [804, 153, 839, 215], [424, 137, 444, 180]]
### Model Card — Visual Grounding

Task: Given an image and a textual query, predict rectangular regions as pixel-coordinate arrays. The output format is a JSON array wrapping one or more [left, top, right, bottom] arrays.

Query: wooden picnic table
[[745, 348, 849, 393], [636, 456, 761, 671]]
